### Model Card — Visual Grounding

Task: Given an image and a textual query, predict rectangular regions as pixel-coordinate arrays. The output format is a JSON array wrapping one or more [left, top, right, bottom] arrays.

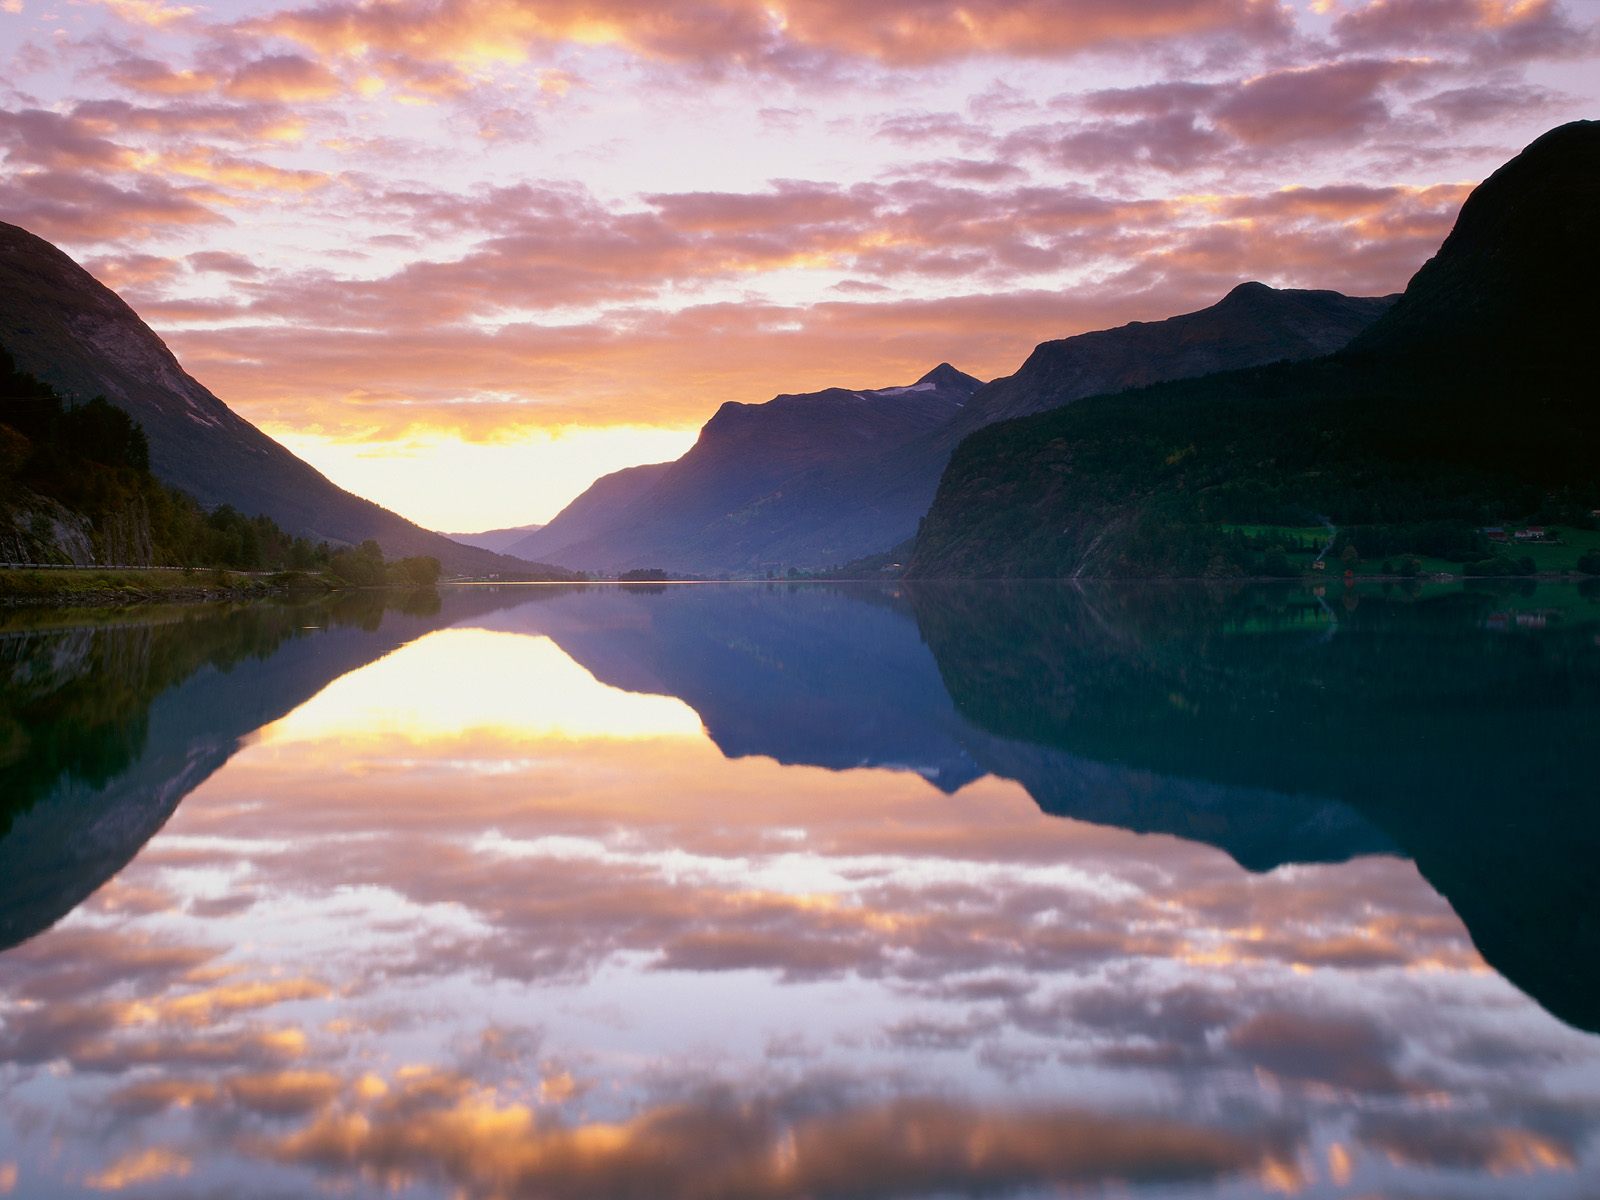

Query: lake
[[1, 580, 1598, 1198]]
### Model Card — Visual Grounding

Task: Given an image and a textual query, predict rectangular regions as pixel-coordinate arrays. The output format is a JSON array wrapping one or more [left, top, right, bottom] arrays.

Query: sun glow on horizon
[[268, 424, 699, 532], [4, 0, 1596, 529]]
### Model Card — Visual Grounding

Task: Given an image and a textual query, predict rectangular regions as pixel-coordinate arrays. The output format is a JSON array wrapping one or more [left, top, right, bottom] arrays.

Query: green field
[[1220, 523, 1600, 577], [1219, 525, 1331, 542]]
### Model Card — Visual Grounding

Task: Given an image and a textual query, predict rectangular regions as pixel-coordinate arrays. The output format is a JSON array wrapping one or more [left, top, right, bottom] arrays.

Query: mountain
[[764, 284, 1395, 570], [506, 365, 982, 574], [446, 523, 545, 554], [0, 222, 570, 578], [955, 283, 1396, 438], [1345, 119, 1598, 371], [515, 287, 1390, 577], [505, 462, 674, 563], [908, 121, 1600, 580]]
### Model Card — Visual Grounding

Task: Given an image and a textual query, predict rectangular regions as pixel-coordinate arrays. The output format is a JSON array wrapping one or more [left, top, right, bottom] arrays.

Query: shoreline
[[4, 566, 1592, 608], [0, 566, 329, 608]]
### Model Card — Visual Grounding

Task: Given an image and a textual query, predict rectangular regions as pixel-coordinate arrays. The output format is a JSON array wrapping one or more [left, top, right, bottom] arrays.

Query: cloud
[[93, 0, 198, 28], [187, 249, 263, 275], [1333, 0, 1593, 62], [83, 1147, 191, 1190], [0, 168, 228, 242], [1211, 58, 1420, 145], [1226, 1010, 1414, 1094], [101, 55, 220, 97], [1356, 1114, 1576, 1173], [125, 165, 1463, 438], [0, 107, 133, 169], [225, 53, 344, 102], [80, 251, 185, 290], [248, 0, 1294, 88], [1419, 81, 1566, 124], [228, 1069, 345, 1117], [1004, 111, 1230, 172], [72, 98, 308, 144], [256, 1075, 1299, 1199]]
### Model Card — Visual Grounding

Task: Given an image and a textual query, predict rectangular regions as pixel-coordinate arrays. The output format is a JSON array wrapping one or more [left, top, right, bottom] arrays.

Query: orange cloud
[[83, 1147, 192, 1190], [256, 1073, 1294, 1199], [103, 55, 220, 96], [251, 0, 1292, 86], [94, 0, 198, 28], [1335, 0, 1590, 60], [152, 173, 1437, 441], [225, 53, 345, 102]]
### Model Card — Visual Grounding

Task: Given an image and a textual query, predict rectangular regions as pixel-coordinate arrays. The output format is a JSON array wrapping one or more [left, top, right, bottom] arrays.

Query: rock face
[[515, 286, 1390, 576], [906, 121, 1600, 580], [506, 365, 982, 574], [0, 222, 566, 577], [0, 491, 95, 565]]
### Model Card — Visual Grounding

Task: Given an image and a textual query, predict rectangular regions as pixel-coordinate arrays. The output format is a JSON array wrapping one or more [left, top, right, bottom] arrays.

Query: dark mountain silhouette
[[952, 283, 1395, 437], [0, 222, 569, 578], [516, 287, 1389, 576], [1345, 119, 1599, 372], [506, 365, 982, 574], [908, 121, 1600, 580]]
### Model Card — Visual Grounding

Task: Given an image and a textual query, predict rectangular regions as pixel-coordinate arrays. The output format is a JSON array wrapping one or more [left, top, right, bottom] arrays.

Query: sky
[[2, 0, 1597, 532]]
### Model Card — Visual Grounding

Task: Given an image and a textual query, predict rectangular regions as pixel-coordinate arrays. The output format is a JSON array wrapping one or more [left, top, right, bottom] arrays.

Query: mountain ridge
[[506, 364, 983, 572], [0, 221, 571, 578], [906, 120, 1600, 580], [514, 288, 1391, 576]]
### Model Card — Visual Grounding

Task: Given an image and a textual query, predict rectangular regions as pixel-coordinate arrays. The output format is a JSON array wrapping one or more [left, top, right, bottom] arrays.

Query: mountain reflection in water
[[0, 581, 1597, 1198]]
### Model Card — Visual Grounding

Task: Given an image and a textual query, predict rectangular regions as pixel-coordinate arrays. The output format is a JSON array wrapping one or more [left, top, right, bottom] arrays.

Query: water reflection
[[0, 582, 1597, 1198]]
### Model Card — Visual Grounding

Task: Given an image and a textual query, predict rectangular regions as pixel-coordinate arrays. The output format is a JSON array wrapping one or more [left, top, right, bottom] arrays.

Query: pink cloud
[[1211, 58, 1421, 146], [225, 53, 344, 102], [248, 0, 1294, 85], [1334, 0, 1592, 62]]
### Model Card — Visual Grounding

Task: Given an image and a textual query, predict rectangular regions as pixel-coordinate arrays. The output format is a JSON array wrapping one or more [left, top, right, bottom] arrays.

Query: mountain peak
[[1219, 280, 1277, 303], [917, 363, 981, 391]]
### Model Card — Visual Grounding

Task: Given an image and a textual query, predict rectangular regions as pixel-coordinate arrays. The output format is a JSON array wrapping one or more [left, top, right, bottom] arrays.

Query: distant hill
[[446, 523, 545, 554], [0, 222, 571, 579], [504, 462, 674, 564], [506, 365, 982, 574], [518, 287, 1390, 577], [908, 121, 1600, 579]]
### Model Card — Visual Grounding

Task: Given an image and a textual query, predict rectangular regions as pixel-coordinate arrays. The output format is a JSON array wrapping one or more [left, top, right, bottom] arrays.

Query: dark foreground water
[[1, 580, 1598, 1198]]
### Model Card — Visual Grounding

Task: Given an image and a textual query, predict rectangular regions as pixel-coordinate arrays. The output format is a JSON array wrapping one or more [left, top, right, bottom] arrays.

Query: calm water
[[1, 581, 1598, 1198]]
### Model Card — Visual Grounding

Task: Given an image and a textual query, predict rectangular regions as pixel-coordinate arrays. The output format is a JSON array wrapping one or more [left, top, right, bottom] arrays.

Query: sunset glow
[[3, 0, 1597, 528]]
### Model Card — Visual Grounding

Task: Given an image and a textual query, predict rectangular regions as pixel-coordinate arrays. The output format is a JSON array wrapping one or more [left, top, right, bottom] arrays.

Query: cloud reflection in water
[[0, 590, 1597, 1198]]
